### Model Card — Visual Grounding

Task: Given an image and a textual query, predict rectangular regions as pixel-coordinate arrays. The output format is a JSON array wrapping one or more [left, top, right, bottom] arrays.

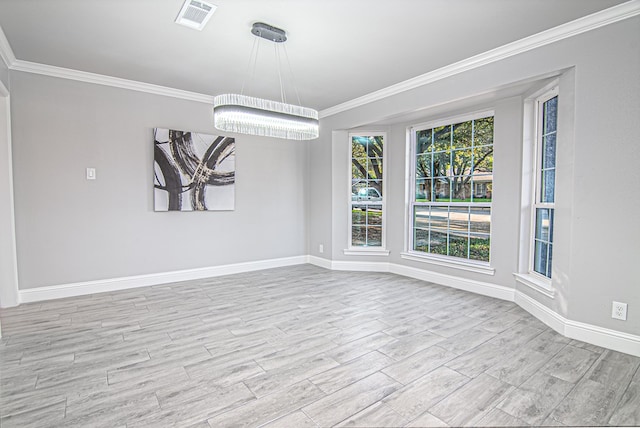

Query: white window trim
[[344, 248, 390, 256], [405, 109, 495, 271], [517, 80, 559, 297], [514, 273, 555, 298], [347, 131, 387, 252]]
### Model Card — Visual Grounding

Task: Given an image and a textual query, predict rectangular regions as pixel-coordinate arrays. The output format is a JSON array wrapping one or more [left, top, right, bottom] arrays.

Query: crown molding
[[319, 0, 640, 119], [0, 25, 16, 68], [10, 59, 214, 104]]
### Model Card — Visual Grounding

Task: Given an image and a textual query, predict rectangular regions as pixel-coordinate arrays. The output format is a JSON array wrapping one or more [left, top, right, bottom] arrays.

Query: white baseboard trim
[[19, 256, 307, 304], [390, 263, 514, 301], [331, 260, 390, 272], [305, 255, 334, 270], [15, 254, 638, 357], [514, 290, 569, 335], [515, 290, 639, 357], [306, 257, 514, 301]]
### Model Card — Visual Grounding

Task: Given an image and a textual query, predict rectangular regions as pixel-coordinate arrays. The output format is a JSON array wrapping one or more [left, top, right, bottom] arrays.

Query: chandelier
[[213, 22, 319, 140]]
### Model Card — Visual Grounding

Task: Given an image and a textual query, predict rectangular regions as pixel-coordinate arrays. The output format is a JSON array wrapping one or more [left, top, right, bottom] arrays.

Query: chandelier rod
[[240, 36, 260, 96]]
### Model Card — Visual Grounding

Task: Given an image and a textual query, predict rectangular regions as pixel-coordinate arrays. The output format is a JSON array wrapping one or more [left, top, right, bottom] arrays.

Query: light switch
[[86, 168, 96, 180]]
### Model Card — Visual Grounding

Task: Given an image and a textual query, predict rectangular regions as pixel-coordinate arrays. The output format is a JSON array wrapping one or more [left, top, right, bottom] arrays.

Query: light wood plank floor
[[1, 265, 638, 427]]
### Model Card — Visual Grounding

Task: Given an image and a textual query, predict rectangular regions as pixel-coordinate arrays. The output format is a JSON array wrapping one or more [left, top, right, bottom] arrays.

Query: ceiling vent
[[175, 0, 217, 31]]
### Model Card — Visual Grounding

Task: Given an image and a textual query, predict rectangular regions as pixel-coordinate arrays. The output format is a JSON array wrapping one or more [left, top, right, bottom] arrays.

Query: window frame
[[347, 132, 388, 254], [529, 88, 559, 281], [404, 110, 495, 273]]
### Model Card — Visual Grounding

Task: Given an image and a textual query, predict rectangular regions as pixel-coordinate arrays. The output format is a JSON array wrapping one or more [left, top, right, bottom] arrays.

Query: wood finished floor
[[1, 265, 638, 427]]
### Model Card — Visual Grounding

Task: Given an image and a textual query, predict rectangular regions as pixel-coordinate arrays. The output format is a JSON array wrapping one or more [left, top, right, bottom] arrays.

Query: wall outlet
[[318, 244, 324, 254], [612, 301, 627, 321]]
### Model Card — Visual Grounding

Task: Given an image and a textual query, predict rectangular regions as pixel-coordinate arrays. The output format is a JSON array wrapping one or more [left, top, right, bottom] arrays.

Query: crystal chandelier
[[213, 23, 319, 140]]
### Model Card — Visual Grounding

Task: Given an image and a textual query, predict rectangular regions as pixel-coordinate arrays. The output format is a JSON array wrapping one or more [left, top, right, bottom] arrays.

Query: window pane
[[535, 208, 551, 241], [534, 240, 548, 277], [352, 161, 366, 179], [472, 176, 492, 201], [433, 151, 451, 175], [434, 177, 451, 202], [352, 208, 366, 225], [368, 181, 382, 197], [416, 154, 431, 178], [542, 133, 556, 169], [473, 146, 494, 174], [367, 136, 383, 157], [544, 96, 558, 134], [414, 227, 429, 252], [352, 226, 366, 246], [368, 227, 382, 246], [433, 126, 451, 152], [430, 206, 449, 230], [415, 179, 429, 201], [414, 205, 429, 223], [368, 157, 382, 179], [470, 207, 491, 234], [416, 129, 432, 154], [450, 149, 472, 176], [352, 137, 367, 157], [541, 169, 555, 203], [352, 181, 368, 199], [352, 156, 368, 179], [547, 243, 553, 277], [449, 206, 469, 234], [449, 233, 469, 258], [367, 205, 382, 226], [453, 121, 473, 149], [474, 117, 494, 147], [469, 233, 490, 262], [430, 230, 448, 255], [451, 176, 472, 201]]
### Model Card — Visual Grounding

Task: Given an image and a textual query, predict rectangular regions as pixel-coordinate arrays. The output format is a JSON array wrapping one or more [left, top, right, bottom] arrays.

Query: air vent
[[175, 0, 217, 31]]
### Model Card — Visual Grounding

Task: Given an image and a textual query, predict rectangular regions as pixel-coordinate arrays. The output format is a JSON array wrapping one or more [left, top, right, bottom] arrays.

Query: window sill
[[514, 273, 555, 299], [400, 252, 495, 275], [344, 248, 390, 256]]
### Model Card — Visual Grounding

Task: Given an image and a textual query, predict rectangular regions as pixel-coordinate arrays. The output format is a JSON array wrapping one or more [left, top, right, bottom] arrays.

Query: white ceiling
[[0, 0, 628, 111]]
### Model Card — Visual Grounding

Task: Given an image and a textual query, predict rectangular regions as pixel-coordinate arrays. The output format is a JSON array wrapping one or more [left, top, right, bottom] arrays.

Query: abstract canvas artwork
[[154, 128, 235, 211]]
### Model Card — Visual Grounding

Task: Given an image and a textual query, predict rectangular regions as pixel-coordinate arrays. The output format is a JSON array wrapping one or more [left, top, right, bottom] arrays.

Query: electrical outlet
[[612, 301, 627, 321], [319, 244, 324, 254]]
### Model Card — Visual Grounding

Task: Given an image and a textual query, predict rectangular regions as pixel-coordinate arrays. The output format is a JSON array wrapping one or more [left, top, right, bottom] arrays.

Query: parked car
[[352, 187, 382, 210]]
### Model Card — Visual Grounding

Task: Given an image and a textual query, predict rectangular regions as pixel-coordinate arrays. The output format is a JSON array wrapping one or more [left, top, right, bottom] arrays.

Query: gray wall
[[308, 17, 639, 335], [0, 56, 8, 90], [11, 72, 307, 289]]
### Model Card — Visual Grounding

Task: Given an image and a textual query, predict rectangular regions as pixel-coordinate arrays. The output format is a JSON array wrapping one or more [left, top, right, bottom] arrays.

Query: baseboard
[[15, 254, 638, 357], [311, 257, 638, 356], [306, 257, 514, 301], [19, 256, 307, 304], [305, 255, 333, 270], [515, 290, 640, 357], [390, 263, 514, 301], [514, 289, 566, 333]]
